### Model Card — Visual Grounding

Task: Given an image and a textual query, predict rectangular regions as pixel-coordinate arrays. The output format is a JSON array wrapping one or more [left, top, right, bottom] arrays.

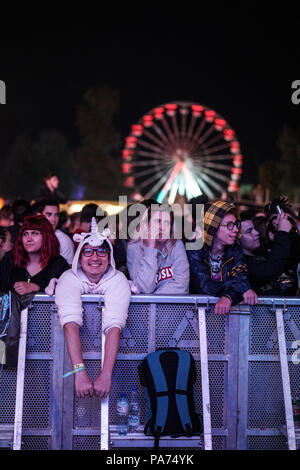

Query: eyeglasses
[[82, 247, 109, 257], [220, 221, 241, 231]]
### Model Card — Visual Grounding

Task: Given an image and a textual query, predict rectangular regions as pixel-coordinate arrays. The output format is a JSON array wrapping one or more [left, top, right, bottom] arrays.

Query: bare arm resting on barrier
[[64, 322, 121, 399], [63, 322, 94, 398], [93, 326, 120, 399]]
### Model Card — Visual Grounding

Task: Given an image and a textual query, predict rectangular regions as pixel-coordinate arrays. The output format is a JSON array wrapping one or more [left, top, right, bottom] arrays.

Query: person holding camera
[[239, 208, 295, 296]]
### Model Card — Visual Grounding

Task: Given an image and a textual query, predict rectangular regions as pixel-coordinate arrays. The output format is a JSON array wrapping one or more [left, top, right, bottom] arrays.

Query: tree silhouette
[[1, 130, 74, 201], [277, 123, 300, 200], [75, 85, 128, 199], [258, 122, 300, 202]]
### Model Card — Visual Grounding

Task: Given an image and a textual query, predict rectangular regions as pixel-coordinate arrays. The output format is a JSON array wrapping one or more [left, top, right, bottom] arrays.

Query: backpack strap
[[174, 350, 193, 435], [146, 351, 169, 437]]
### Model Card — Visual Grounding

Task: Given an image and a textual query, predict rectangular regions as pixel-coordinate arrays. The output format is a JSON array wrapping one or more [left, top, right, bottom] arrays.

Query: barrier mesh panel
[[247, 436, 288, 450], [155, 304, 226, 355], [250, 305, 300, 355], [27, 302, 53, 354], [74, 360, 102, 429], [0, 368, 17, 424], [21, 436, 51, 450], [119, 303, 149, 354], [23, 360, 52, 429], [248, 362, 285, 429], [73, 435, 101, 450], [80, 302, 102, 353]]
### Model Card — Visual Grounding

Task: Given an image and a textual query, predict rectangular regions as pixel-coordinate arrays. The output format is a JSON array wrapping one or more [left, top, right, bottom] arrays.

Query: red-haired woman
[[8, 215, 69, 295]]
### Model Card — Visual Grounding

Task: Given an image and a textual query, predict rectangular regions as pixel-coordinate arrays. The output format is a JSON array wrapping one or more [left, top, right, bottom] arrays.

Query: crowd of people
[[1, 190, 300, 398]]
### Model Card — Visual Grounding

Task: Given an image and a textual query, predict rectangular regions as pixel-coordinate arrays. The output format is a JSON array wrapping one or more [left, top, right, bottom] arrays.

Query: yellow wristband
[[73, 363, 85, 370]]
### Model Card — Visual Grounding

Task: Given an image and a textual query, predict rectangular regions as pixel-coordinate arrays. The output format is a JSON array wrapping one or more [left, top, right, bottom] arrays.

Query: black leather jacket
[[187, 242, 251, 305]]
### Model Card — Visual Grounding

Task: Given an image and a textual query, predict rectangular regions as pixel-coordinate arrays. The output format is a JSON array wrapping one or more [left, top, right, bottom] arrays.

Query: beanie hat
[[203, 200, 236, 249]]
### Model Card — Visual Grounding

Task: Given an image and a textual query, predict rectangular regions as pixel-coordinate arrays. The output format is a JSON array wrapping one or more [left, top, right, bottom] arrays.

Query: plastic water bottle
[[117, 392, 129, 435], [128, 386, 140, 433]]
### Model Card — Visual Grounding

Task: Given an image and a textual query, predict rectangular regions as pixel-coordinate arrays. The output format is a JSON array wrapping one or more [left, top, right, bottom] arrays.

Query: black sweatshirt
[[244, 231, 299, 296]]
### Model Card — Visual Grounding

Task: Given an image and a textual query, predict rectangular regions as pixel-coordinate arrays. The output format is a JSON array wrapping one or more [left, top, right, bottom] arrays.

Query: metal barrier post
[[197, 304, 212, 450], [276, 308, 296, 450], [13, 308, 29, 450], [100, 317, 109, 450]]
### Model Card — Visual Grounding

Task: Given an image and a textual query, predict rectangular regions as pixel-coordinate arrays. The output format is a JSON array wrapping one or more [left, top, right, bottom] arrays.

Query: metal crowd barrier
[[0, 294, 299, 450]]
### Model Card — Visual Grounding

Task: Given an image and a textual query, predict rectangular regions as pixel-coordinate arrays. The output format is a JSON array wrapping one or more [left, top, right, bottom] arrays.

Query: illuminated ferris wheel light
[[122, 102, 243, 202]]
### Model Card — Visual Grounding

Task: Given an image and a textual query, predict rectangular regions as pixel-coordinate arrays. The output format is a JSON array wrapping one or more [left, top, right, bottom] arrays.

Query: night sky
[[0, 10, 299, 187]]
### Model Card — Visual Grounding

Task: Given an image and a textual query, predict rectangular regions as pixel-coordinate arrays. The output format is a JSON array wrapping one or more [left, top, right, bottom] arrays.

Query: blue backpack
[[138, 348, 202, 448]]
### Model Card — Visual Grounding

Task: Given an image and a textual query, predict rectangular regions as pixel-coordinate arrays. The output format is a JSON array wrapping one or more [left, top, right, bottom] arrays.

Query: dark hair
[[12, 199, 32, 225], [57, 210, 69, 230], [38, 199, 60, 212], [0, 205, 13, 221], [31, 201, 44, 215], [0, 227, 9, 244], [188, 195, 209, 223], [253, 215, 269, 251], [264, 197, 296, 219], [240, 208, 256, 222], [80, 203, 99, 223], [69, 212, 80, 232], [44, 172, 58, 180]]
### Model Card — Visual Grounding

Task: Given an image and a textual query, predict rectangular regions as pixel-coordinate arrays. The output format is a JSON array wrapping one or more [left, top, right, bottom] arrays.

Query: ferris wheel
[[122, 102, 243, 204]]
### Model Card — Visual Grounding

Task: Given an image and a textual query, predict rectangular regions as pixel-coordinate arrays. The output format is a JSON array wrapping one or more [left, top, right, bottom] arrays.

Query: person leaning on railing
[[187, 200, 258, 315], [1, 215, 69, 295], [55, 218, 131, 400]]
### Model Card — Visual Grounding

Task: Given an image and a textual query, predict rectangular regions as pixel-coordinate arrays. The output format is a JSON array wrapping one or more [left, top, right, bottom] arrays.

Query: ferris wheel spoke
[[198, 131, 223, 149], [142, 128, 170, 151], [152, 123, 170, 144], [136, 150, 171, 161], [180, 112, 187, 139], [131, 159, 169, 167], [195, 169, 227, 195], [158, 161, 183, 196], [199, 166, 231, 183], [193, 172, 216, 199], [199, 142, 231, 154], [171, 115, 180, 140], [197, 121, 216, 146], [193, 153, 235, 162], [137, 168, 172, 190], [143, 167, 175, 201], [181, 164, 202, 199], [161, 116, 176, 142], [200, 162, 233, 171], [191, 116, 207, 144], [138, 139, 167, 154], [187, 115, 197, 139], [168, 178, 179, 205], [131, 165, 170, 179]]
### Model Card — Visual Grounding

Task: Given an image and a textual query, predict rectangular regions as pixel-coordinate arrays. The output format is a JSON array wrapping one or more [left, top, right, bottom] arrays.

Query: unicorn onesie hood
[[55, 218, 131, 333], [71, 217, 116, 284]]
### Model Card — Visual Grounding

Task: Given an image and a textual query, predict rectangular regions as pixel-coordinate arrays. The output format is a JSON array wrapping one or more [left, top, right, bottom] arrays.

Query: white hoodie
[[55, 219, 131, 334]]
